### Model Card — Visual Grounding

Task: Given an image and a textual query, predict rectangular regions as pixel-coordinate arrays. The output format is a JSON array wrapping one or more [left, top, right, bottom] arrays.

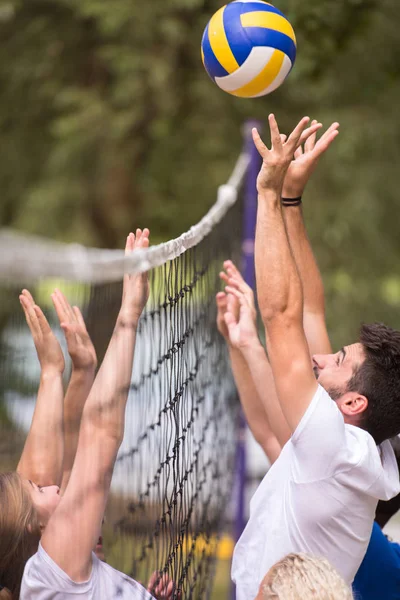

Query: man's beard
[[313, 367, 344, 400], [325, 385, 344, 401]]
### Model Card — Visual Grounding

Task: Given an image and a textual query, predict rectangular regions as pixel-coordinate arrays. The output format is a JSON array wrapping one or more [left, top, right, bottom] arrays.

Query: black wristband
[[281, 196, 302, 207]]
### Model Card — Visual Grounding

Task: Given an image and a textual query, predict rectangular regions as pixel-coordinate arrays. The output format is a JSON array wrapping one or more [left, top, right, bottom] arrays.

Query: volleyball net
[[0, 151, 249, 598]]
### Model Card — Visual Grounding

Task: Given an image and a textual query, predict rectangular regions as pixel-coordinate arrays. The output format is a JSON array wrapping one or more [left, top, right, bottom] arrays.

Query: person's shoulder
[[21, 547, 59, 598], [340, 431, 400, 500], [93, 556, 154, 599], [342, 424, 379, 466], [22, 543, 93, 594], [291, 384, 343, 444]]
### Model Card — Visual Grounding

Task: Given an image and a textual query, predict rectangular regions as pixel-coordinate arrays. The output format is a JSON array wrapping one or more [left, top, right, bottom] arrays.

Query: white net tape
[[0, 152, 249, 284]]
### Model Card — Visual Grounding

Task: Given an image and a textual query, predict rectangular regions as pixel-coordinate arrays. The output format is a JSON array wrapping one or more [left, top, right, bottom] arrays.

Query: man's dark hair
[[347, 323, 400, 445]]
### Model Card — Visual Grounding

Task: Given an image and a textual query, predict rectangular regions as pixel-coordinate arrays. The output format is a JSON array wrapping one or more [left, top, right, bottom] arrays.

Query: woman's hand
[[147, 571, 178, 599], [218, 260, 259, 350], [216, 290, 234, 343], [20, 289, 65, 376], [119, 228, 150, 324], [220, 260, 257, 324], [51, 289, 97, 373]]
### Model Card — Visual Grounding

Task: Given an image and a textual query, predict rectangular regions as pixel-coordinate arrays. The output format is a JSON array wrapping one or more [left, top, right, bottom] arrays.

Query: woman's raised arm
[[51, 289, 97, 493], [16, 290, 65, 487], [42, 229, 150, 582]]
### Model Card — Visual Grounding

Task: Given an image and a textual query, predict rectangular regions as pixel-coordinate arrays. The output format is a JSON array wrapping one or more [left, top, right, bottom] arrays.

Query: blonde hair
[[260, 553, 353, 600], [0, 473, 41, 600]]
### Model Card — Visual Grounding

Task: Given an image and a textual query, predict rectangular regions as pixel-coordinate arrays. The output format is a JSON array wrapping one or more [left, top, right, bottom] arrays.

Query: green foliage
[[1, 0, 400, 345]]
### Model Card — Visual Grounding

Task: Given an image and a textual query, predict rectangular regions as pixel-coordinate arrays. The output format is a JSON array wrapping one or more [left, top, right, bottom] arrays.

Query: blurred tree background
[[1, 0, 400, 343]]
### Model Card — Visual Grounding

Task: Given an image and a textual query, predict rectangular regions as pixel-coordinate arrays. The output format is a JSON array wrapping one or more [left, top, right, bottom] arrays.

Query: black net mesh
[[0, 184, 243, 598]]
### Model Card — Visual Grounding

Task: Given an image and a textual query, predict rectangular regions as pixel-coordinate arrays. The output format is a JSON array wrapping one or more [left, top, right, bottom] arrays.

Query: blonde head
[[0, 473, 41, 600], [258, 553, 353, 600]]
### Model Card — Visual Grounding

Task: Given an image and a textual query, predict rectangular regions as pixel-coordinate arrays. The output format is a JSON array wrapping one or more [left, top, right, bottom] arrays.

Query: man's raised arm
[[282, 120, 339, 355], [253, 115, 319, 432]]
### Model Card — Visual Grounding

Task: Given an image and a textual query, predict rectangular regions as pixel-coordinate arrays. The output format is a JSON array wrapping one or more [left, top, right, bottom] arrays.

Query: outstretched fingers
[[141, 233, 150, 250], [318, 121, 340, 144], [226, 274, 249, 294], [20, 290, 51, 338], [222, 261, 253, 295], [268, 113, 283, 150], [313, 122, 340, 157], [20, 291, 40, 338], [293, 120, 322, 151], [33, 304, 53, 336], [304, 119, 318, 153], [133, 228, 150, 250], [219, 271, 230, 285], [223, 305, 238, 329], [147, 571, 175, 598], [252, 127, 269, 158], [225, 285, 245, 303], [223, 260, 242, 279], [216, 291, 227, 305], [21, 288, 35, 305], [286, 116, 313, 151], [72, 306, 92, 344], [226, 289, 240, 320], [294, 146, 303, 159], [216, 292, 228, 318], [60, 320, 81, 344], [19, 290, 54, 347], [52, 289, 76, 325], [72, 305, 87, 331], [125, 232, 135, 255], [227, 275, 254, 306]]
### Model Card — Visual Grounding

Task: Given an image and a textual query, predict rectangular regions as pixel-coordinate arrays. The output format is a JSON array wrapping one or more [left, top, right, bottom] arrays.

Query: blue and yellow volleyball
[[201, 1, 296, 98]]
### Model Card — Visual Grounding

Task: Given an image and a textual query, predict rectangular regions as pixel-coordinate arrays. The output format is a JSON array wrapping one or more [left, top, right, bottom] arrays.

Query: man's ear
[[339, 391, 368, 417]]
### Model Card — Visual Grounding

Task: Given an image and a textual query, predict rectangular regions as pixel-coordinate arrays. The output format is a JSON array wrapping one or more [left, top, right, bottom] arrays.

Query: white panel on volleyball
[[215, 47, 277, 93], [251, 53, 292, 98]]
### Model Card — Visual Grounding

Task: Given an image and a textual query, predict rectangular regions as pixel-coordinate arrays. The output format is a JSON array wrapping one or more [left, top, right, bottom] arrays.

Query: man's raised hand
[[51, 289, 97, 373], [252, 115, 322, 194], [19, 289, 65, 376], [282, 120, 340, 199]]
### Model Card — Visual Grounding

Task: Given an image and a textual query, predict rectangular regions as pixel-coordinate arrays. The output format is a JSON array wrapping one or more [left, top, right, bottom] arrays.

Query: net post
[[231, 120, 262, 599], [242, 120, 261, 290]]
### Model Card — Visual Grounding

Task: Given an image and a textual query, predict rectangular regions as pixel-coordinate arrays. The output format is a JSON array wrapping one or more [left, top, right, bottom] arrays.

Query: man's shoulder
[[291, 384, 344, 445], [337, 432, 400, 500]]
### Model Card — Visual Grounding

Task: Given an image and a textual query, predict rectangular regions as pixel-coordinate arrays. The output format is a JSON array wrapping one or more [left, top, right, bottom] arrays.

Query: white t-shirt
[[21, 543, 154, 600], [231, 385, 400, 600]]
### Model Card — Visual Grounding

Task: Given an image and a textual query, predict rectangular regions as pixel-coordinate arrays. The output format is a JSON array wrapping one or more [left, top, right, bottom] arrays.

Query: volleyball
[[201, 1, 296, 98]]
